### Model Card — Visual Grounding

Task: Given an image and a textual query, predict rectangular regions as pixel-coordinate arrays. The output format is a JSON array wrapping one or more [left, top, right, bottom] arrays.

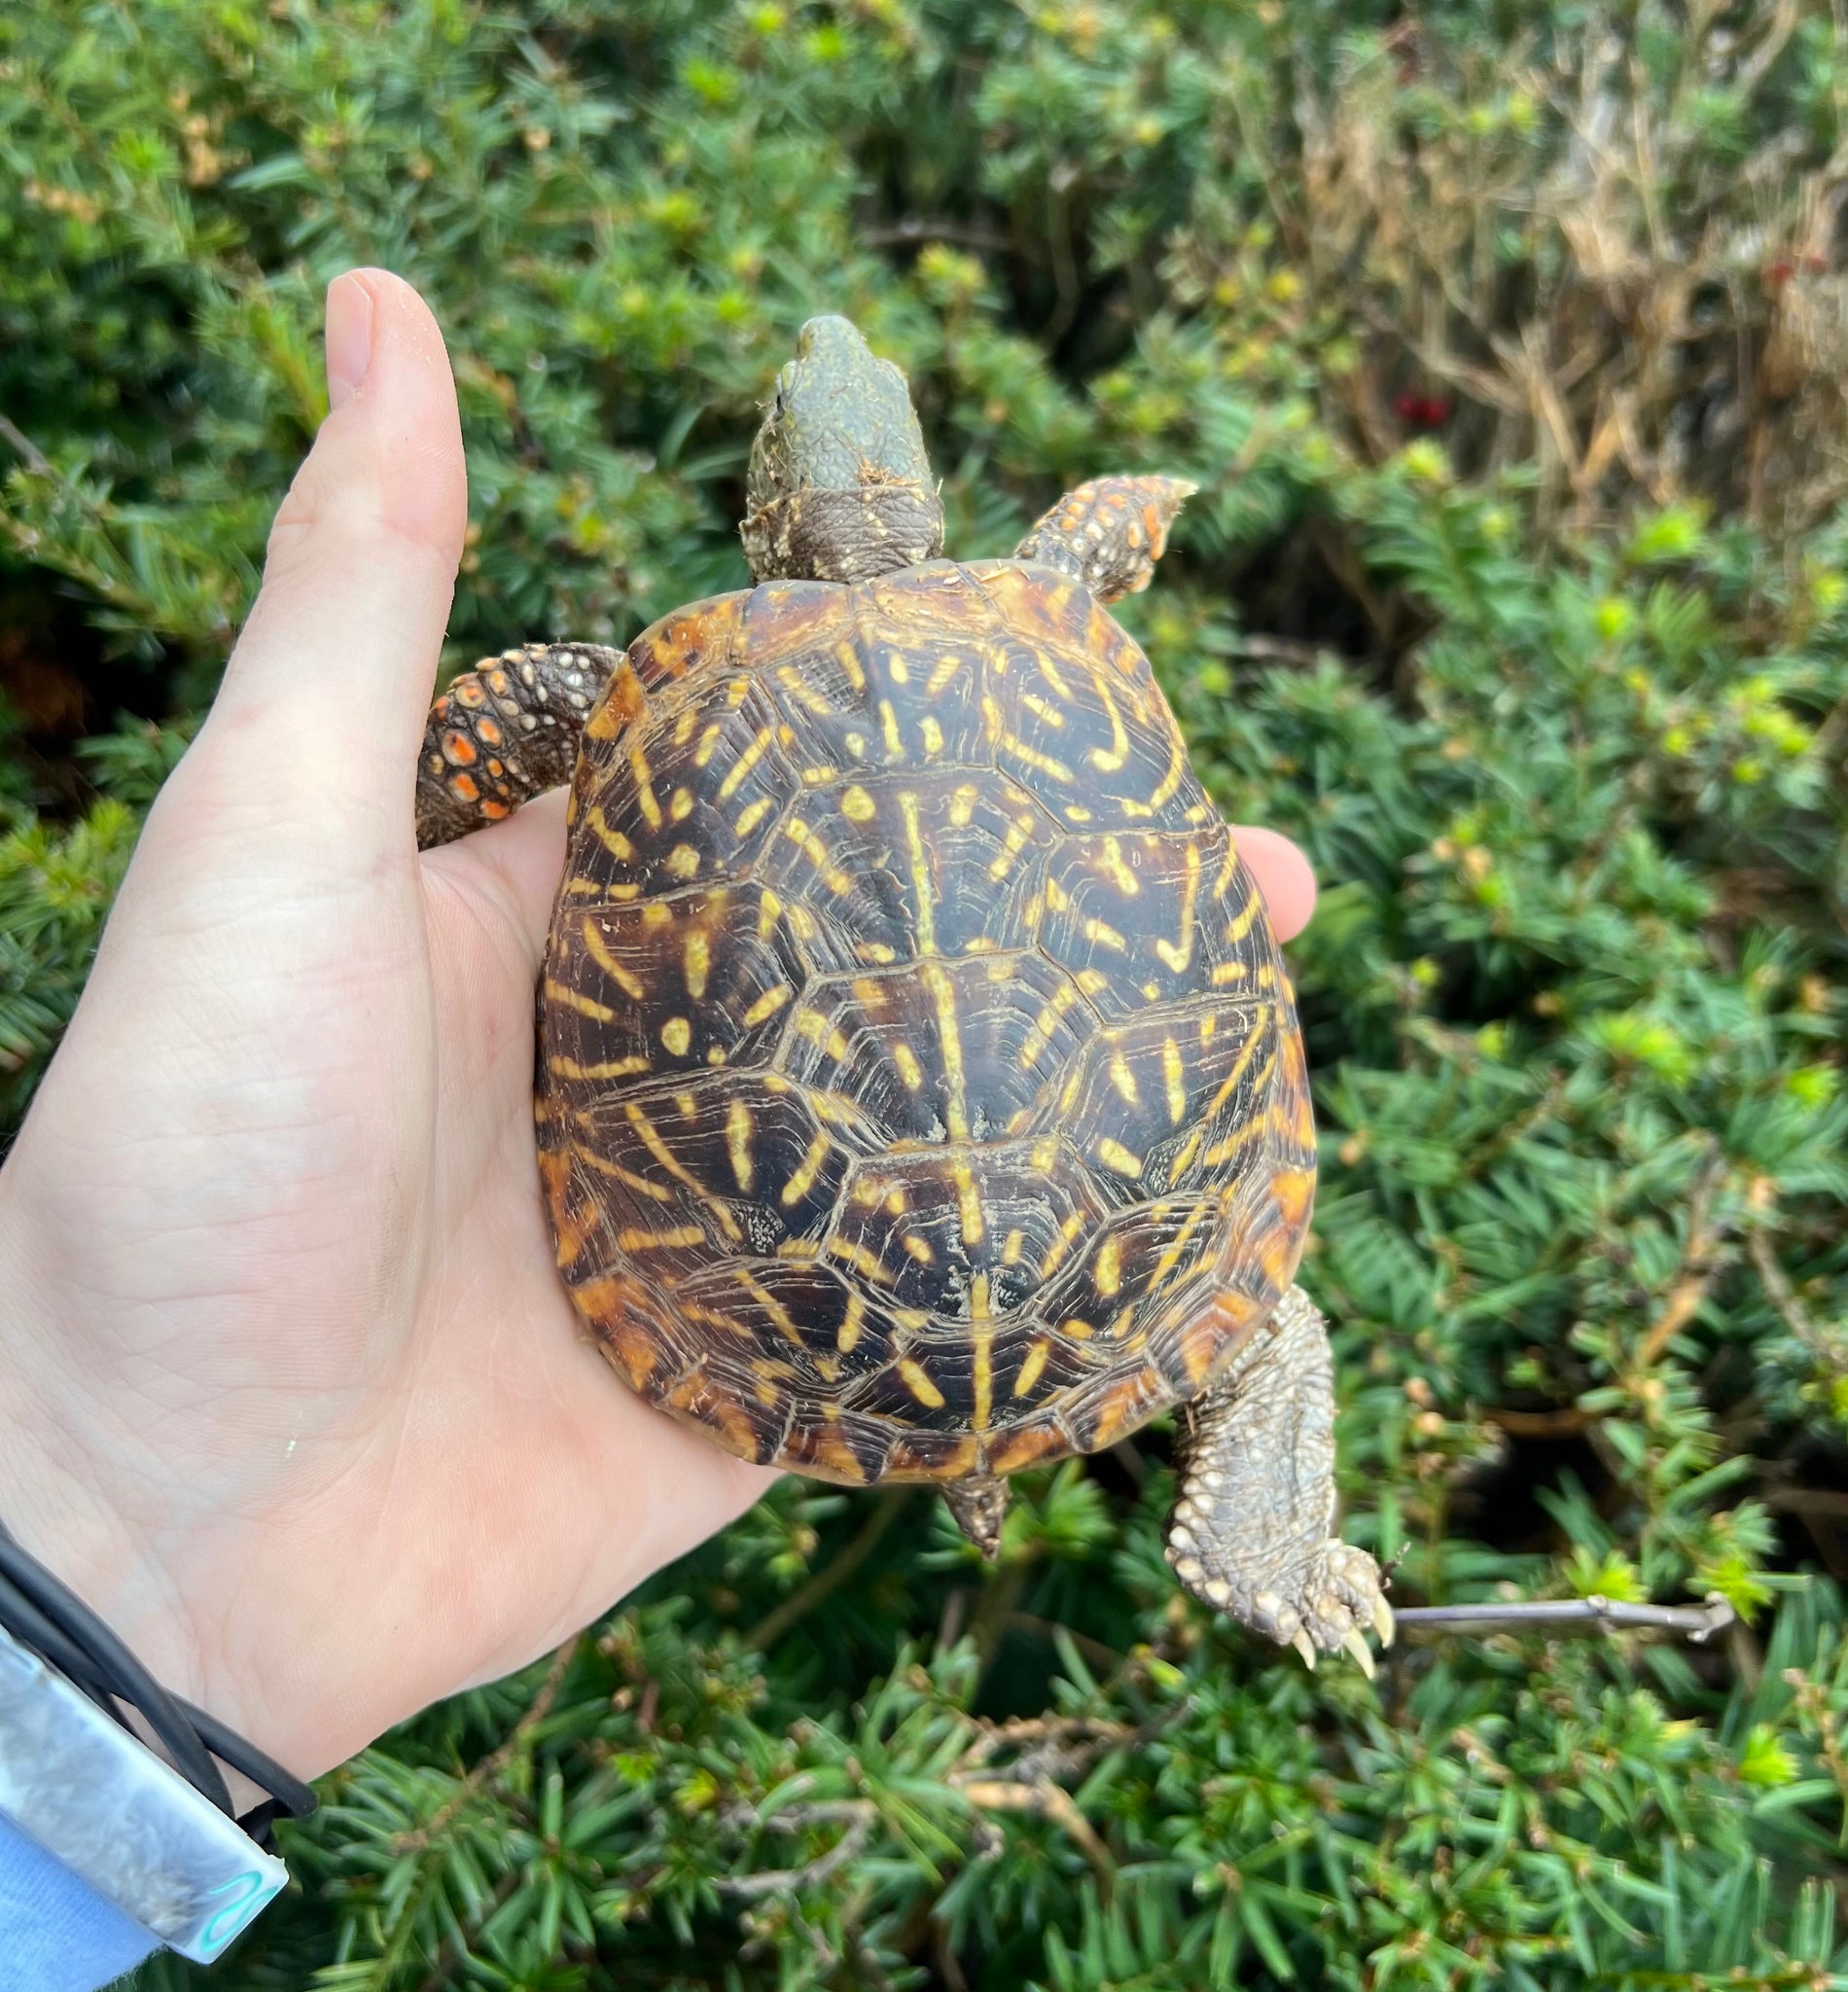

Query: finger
[[423, 789, 569, 978], [199, 269, 467, 862], [1232, 824, 1316, 943]]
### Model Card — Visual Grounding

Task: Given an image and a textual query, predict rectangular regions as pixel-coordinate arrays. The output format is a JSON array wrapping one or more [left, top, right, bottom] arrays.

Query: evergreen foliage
[[2, 2, 1846, 1983]]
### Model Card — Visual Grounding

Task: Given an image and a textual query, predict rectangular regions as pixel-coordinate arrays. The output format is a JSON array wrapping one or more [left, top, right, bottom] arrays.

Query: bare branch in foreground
[[1392, 1593, 1737, 1644]]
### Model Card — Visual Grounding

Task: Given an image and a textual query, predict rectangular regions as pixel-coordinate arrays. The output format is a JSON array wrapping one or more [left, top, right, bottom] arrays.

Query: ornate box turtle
[[415, 318, 1390, 1670]]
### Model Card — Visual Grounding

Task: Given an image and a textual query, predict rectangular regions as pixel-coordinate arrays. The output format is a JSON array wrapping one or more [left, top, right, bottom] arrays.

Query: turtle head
[[741, 316, 944, 585]]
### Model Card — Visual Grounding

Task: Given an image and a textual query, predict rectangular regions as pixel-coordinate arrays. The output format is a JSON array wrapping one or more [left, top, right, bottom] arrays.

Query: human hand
[[0, 270, 1317, 1784]]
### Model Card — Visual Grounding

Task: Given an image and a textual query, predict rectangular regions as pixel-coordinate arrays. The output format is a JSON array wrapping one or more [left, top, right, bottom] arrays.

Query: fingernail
[[325, 274, 374, 412]]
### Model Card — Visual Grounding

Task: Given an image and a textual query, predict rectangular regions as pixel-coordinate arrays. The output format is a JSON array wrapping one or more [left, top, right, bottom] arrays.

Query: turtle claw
[[1342, 1627, 1376, 1680], [1292, 1629, 1319, 1672], [1372, 1593, 1397, 1649]]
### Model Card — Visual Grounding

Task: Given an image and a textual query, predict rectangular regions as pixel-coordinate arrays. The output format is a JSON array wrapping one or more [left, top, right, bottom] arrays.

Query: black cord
[[0, 1518, 316, 1847]]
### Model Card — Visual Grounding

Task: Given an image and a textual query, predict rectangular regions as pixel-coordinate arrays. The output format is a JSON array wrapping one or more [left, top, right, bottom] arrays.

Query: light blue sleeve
[[0, 1812, 160, 1991]]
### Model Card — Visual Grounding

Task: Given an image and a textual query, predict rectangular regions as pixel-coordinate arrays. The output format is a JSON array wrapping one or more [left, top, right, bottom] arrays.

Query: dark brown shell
[[535, 560, 1317, 1484]]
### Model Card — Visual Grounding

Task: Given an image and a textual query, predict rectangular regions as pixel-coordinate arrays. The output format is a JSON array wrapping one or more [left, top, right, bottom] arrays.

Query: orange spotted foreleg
[[1013, 475, 1195, 603], [415, 642, 622, 849]]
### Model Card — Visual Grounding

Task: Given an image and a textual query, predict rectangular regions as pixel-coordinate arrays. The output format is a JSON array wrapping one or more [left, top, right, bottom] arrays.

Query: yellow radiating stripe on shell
[[1108, 1051, 1139, 1105], [1041, 1209, 1085, 1280], [837, 1288, 868, 1353], [1096, 1138, 1144, 1180], [892, 1042, 924, 1089], [733, 1266, 805, 1347], [1145, 726, 1186, 812], [1017, 982, 1079, 1071], [735, 796, 775, 836], [1162, 1035, 1187, 1124], [629, 750, 663, 830], [899, 1359, 944, 1409], [1203, 1006, 1273, 1121], [899, 791, 937, 955], [781, 1129, 834, 1206], [985, 812, 1040, 883], [716, 726, 775, 802], [1155, 845, 1202, 974], [1013, 1337, 1050, 1400], [1152, 1199, 1213, 1291], [546, 978, 615, 1022], [1087, 665, 1128, 772], [782, 820, 854, 896], [584, 806, 633, 860], [829, 1236, 894, 1285], [685, 931, 710, 1000], [742, 983, 793, 1028], [795, 1008, 850, 1062], [623, 1102, 741, 1240], [919, 960, 967, 1138], [578, 920, 645, 1000], [617, 1225, 705, 1251], [1098, 836, 1139, 895], [726, 1099, 754, 1192], [1202, 1057, 1278, 1166], [952, 1161, 984, 1247], [550, 1054, 650, 1082], [571, 1142, 673, 1201], [841, 785, 875, 823], [1094, 1237, 1122, 1297]]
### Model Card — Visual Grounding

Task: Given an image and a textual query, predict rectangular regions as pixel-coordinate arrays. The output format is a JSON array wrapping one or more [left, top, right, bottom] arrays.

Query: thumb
[[195, 269, 467, 867]]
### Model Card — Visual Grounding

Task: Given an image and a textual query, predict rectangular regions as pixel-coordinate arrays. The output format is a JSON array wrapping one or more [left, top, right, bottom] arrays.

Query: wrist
[[0, 1196, 252, 1792]]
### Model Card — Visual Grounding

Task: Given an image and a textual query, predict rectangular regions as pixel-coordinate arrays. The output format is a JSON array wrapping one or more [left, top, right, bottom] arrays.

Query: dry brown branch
[[393, 1633, 583, 1856], [1748, 1227, 1836, 1357], [745, 1488, 911, 1650], [1636, 1147, 1734, 1369], [719, 1798, 878, 1900], [952, 1777, 1115, 1893]]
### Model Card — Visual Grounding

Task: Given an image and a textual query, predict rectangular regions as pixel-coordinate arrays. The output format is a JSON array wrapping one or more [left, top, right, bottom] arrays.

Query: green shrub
[[3, 2, 1846, 1985]]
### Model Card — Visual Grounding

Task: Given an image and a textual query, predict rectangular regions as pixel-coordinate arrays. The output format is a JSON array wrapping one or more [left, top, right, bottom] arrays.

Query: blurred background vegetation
[[4, 1, 1848, 1985]]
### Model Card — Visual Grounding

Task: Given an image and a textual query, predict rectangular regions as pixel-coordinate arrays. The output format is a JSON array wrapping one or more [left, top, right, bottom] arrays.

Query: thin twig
[[952, 1778, 1115, 1895], [1635, 1145, 1733, 1368], [718, 1799, 878, 1899], [1748, 1227, 1833, 1356], [394, 1634, 583, 1855], [745, 1489, 911, 1650], [0, 413, 50, 475], [1394, 1593, 1736, 1643]]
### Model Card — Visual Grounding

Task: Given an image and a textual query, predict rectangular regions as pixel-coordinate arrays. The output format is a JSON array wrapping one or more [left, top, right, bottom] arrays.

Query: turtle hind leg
[[1013, 475, 1195, 603], [1167, 1285, 1393, 1672], [942, 1473, 1010, 1559], [415, 641, 622, 849]]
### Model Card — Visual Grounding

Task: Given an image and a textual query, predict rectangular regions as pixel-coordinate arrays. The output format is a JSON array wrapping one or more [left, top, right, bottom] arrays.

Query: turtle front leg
[[1167, 1285, 1392, 1672], [415, 642, 622, 849], [1013, 475, 1194, 603]]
